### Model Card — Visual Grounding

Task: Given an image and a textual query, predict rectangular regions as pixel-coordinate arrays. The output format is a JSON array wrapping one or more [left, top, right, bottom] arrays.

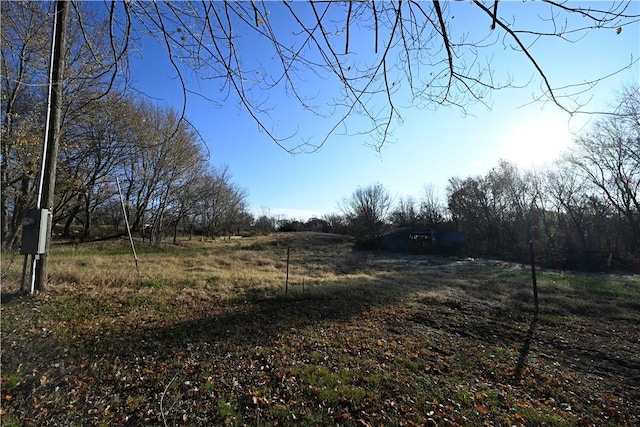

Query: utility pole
[[33, 1, 68, 292]]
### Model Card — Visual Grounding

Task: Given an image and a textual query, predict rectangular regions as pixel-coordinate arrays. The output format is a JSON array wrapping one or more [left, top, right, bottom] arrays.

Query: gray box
[[20, 209, 49, 255]]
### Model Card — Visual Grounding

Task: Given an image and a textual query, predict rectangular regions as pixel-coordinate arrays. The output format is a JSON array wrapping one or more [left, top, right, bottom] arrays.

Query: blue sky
[[129, 1, 639, 220]]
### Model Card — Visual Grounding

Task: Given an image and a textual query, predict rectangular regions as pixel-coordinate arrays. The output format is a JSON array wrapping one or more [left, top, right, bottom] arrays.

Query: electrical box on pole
[[20, 209, 50, 255]]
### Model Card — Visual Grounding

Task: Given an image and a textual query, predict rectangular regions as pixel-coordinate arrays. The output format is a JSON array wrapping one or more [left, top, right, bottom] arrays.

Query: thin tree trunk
[[1, 148, 9, 245], [173, 221, 178, 245]]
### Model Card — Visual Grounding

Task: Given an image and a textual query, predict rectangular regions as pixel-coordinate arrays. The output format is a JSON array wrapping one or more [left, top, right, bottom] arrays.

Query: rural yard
[[3, 2, 639, 426], [1, 233, 639, 426]]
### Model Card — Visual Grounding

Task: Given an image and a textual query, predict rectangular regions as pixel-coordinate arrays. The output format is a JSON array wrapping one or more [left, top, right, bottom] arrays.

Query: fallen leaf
[[475, 405, 489, 415]]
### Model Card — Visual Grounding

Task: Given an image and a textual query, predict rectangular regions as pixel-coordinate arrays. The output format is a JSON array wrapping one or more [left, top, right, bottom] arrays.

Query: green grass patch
[[518, 405, 574, 426], [140, 277, 169, 288], [539, 270, 639, 299]]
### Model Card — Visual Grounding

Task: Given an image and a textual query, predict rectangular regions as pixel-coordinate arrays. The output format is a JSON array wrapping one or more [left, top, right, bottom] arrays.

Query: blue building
[[377, 227, 464, 253]]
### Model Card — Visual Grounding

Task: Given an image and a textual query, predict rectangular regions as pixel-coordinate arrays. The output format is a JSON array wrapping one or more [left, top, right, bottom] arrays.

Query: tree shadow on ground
[[5, 255, 462, 361], [86, 270, 450, 359], [514, 314, 538, 382], [4, 253, 640, 426], [411, 287, 640, 388], [3, 266, 441, 423], [1, 290, 26, 304]]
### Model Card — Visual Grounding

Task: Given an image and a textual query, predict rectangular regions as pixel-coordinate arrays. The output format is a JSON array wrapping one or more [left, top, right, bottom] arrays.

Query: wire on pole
[[285, 245, 290, 294], [116, 177, 140, 274], [529, 240, 539, 315]]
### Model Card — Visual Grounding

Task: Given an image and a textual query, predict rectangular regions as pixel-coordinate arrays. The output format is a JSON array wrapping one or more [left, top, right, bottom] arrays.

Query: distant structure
[[304, 218, 331, 233], [377, 227, 464, 254]]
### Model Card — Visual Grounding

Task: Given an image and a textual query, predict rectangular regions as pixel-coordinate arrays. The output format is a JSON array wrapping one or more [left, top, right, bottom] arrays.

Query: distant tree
[[55, 94, 132, 239], [565, 85, 640, 255], [234, 211, 255, 236], [322, 213, 349, 235], [340, 183, 392, 247], [192, 166, 250, 239], [163, 153, 208, 244], [447, 160, 538, 257], [112, 102, 205, 240], [278, 219, 302, 233], [253, 215, 276, 235], [541, 163, 592, 258], [447, 176, 488, 253], [491, 161, 540, 257], [218, 183, 251, 239], [389, 196, 419, 228], [304, 218, 331, 233], [419, 184, 448, 227]]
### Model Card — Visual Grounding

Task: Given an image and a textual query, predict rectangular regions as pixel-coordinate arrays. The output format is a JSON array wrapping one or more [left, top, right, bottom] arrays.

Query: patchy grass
[[1, 233, 639, 426]]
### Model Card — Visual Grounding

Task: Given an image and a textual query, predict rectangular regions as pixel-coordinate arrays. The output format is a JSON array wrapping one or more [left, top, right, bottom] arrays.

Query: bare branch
[[103, 1, 639, 151], [491, 1, 498, 31]]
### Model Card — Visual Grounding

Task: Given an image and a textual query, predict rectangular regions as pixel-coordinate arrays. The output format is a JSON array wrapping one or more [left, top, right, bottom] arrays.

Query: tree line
[[331, 87, 639, 270], [1, 2, 252, 247], [2, 2, 638, 272], [2, 89, 252, 246]]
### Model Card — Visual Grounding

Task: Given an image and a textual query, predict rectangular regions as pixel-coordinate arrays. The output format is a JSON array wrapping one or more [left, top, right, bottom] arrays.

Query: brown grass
[[1, 232, 639, 426]]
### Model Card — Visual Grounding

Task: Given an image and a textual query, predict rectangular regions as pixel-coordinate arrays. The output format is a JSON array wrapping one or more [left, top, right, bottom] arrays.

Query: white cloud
[[470, 160, 484, 170], [253, 207, 323, 221]]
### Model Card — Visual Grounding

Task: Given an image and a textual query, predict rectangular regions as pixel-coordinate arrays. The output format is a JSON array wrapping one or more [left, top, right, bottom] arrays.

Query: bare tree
[[390, 196, 419, 228], [114, 101, 207, 239], [542, 163, 592, 253], [191, 166, 250, 239], [1, 1, 129, 248], [1, 2, 52, 247], [566, 85, 640, 254], [164, 159, 207, 244], [420, 184, 447, 227], [447, 175, 492, 253], [54, 93, 132, 239], [443, 100, 639, 266], [447, 161, 538, 256], [322, 213, 349, 235], [340, 183, 392, 247], [3, 1, 639, 289], [105, 1, 639, 151], [253, 215, 276, 235]]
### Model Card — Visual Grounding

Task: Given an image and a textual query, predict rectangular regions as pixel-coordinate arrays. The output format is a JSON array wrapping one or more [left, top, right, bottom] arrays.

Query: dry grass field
[[1, 232, 639, 426]]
